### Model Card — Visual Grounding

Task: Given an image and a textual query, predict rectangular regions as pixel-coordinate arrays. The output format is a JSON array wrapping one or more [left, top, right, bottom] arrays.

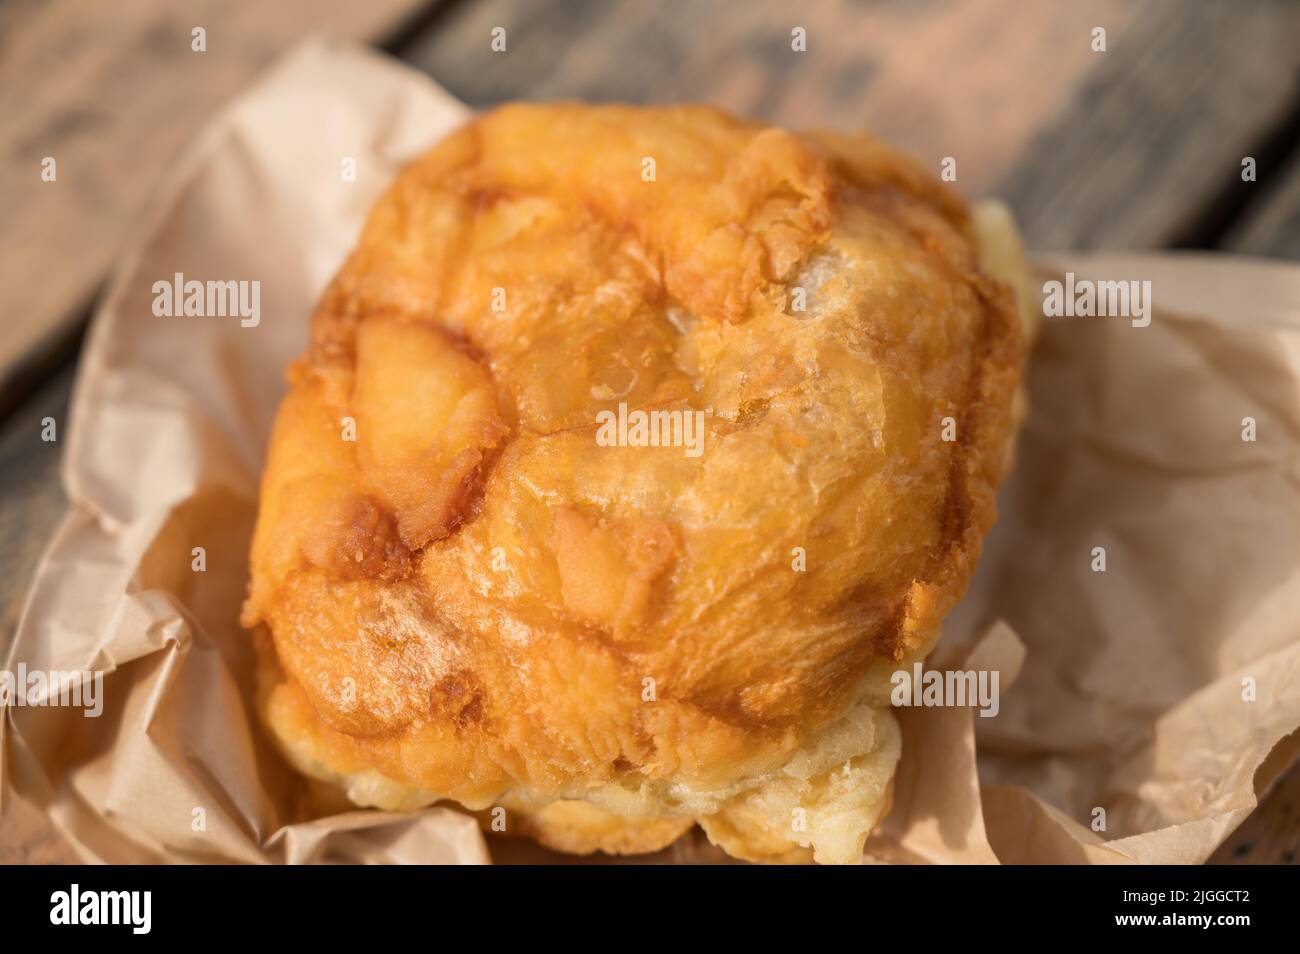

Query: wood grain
[[986, 0, 1300, 250], [0, 370, 70, 645], [1221, 148, 1300, 260], [405, 0, 1124, 200], [404, 0, 1300, 251], [0, 0, 430, 417]]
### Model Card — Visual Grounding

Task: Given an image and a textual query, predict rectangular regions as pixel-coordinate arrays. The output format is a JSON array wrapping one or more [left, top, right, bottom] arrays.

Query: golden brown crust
[[487, 799, 696, 857], [243, 103, 1025, 863]]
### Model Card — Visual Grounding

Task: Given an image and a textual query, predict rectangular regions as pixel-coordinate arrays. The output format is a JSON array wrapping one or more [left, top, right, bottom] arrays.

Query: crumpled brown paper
[[3, 38, 1298, 865]]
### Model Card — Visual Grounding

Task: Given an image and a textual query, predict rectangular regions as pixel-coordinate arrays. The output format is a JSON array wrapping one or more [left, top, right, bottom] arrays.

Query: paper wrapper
[[3, 38, 1299, 865]]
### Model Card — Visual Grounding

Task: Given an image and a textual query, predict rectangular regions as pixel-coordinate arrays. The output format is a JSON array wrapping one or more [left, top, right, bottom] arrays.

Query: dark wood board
[[0, 0, 431, 417]]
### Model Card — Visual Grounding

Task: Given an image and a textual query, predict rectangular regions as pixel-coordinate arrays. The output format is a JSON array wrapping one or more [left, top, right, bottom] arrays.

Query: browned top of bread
[[242, 103, 1024, 808]]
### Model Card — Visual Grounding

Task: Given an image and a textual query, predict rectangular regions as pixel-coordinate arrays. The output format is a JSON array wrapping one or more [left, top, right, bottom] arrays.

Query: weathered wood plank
[[1221, 149, 1300, 260], [405, 0, 1121, 202], [0, 0, 431, 415], [0, 369, 70, 644], [405, 0, 1300, 252], [993, 0, 1300, 250]]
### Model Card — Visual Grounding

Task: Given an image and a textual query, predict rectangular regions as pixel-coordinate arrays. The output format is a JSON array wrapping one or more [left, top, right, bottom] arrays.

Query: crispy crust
[[243, 104, 1026, 863]]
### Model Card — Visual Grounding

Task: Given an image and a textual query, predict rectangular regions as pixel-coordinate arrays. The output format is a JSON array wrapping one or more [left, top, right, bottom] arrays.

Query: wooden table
[[2, 0, 1298, 865]]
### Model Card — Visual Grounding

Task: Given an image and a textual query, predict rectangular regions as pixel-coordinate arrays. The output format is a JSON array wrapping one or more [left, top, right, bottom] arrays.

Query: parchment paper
[[3, 38, 1298, 865]]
